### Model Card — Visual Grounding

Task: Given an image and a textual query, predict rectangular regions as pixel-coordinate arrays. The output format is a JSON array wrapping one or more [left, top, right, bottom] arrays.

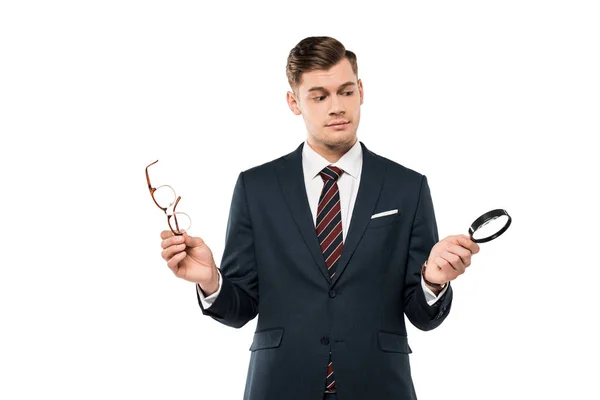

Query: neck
[[307, 137, 357, 163]]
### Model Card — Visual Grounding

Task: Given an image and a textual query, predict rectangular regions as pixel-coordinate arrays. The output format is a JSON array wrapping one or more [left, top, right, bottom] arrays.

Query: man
[[159, 36, 480, 400]]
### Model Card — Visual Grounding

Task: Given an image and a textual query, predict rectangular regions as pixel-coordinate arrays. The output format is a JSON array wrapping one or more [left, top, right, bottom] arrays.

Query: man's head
[[286, 37, 364, 156]]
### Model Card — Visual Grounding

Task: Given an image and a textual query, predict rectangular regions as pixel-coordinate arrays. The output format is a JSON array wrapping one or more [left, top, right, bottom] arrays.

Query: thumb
[[447, 234, 466, 245], [182, 231, 203, 247]]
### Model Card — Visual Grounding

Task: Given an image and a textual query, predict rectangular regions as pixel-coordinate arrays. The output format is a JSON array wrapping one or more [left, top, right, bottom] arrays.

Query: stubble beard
[[317, 126, 357, 152]]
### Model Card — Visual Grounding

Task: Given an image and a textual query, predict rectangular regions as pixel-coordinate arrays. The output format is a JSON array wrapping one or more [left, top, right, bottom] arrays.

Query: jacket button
[[321, 336, 330, 345], [329, 289, 336, 298]]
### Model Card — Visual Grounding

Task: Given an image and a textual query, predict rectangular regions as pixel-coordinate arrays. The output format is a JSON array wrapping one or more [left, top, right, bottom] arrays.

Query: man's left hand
[[424, 235, 480, 286]]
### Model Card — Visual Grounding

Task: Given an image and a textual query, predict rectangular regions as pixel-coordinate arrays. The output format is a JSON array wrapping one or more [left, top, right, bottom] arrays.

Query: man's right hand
[[160, 230, 220, 296]]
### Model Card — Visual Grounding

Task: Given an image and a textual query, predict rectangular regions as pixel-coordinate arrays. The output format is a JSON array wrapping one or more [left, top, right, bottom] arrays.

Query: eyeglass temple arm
[[146, 160, 167, 212]]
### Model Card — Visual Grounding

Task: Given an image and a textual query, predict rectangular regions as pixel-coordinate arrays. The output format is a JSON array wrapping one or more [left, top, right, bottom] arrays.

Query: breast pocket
[[367, 211, 402, 229]]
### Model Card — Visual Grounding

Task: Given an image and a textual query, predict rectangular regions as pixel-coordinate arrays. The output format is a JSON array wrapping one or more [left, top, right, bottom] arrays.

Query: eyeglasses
[[145, 160, 191, 235]]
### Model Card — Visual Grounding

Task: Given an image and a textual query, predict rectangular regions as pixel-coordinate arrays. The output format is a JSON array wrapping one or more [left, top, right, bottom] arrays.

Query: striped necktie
[[316, 165, 344, 393]]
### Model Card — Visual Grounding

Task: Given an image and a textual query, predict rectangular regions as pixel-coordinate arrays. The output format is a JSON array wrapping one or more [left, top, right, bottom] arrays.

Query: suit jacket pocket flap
[[250, 328, 284, 351], [377, 332, 412, 354]]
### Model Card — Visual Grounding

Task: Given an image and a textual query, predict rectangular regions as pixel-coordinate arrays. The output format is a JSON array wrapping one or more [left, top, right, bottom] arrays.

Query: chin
[[308, 129, 356, 148], [320, 138, 354, 151], [327, 131, 356, 145]]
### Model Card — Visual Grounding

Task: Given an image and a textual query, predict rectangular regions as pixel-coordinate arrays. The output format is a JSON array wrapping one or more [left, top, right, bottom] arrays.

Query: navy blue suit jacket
[[198, 141, 452, 400]]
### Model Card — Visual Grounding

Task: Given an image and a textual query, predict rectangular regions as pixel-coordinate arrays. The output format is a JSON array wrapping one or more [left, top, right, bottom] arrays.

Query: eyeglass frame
[[145, 160, 191, 236]]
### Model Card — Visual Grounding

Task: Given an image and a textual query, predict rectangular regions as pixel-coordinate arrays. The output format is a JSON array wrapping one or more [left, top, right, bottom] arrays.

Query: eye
[[313, 96, 326, 102], [342, 91, 354, 96]]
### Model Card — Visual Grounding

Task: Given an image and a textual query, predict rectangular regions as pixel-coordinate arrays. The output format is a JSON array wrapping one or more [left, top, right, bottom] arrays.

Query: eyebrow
[[307, 81, 356, 93]]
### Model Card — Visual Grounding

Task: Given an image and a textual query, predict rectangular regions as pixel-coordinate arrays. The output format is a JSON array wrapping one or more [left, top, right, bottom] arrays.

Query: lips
[[326, 120, 349, 127]]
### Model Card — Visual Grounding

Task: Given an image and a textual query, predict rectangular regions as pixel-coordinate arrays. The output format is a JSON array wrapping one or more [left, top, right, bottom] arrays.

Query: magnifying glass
[[469, 209, 512, 243]]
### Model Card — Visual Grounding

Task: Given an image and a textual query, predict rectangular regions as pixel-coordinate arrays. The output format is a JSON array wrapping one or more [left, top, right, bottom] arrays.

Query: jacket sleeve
[[403, 175, 453, 331], [197, 171, 259, 328]]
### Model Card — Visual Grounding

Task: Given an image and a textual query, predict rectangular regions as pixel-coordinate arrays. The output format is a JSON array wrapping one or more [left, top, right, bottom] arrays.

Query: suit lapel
[[331, 142, 386, 286], [277, 143, 331, 282], [276, 141, 387, 286]]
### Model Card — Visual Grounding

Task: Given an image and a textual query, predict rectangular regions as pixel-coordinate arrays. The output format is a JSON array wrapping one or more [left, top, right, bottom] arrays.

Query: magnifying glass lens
[[471, 214, 510, 242]]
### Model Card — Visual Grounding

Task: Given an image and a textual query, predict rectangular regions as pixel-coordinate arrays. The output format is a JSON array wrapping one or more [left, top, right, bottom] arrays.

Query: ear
[[358, 79, 364, 105], [286, 91, 302, 115]]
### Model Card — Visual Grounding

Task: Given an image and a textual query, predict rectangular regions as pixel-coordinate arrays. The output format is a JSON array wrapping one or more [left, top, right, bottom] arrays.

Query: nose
[[328, 94, 346, 115]]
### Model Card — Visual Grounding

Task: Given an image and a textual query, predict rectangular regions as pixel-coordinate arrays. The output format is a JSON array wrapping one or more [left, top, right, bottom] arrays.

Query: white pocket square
[[371, 209, 399, 219]]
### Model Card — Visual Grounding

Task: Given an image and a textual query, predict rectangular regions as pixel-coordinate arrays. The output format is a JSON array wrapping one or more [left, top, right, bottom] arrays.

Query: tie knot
[[320, 166, 343, 182]]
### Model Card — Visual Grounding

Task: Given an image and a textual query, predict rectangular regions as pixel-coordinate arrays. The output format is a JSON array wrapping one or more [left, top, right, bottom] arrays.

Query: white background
[[1, 1, 599, 399]]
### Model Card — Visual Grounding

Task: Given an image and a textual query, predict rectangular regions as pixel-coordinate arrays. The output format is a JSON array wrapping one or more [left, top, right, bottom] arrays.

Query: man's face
[[287, 58, 364, 151]]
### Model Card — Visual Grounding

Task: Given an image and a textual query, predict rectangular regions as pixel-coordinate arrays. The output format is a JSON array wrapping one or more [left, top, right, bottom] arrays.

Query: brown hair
[[286, 36, 358, 91]]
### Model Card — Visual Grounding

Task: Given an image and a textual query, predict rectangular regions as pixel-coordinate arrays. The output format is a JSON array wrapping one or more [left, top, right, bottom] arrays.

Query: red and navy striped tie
[[316, 165, 344, 393]]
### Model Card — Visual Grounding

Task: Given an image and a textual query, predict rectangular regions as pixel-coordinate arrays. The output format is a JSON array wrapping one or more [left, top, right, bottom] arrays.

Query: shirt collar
[[302, 139, 362, 180]]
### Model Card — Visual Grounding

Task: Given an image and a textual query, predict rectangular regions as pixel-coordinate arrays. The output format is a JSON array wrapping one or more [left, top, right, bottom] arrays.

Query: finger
[[161, 234, 185, 250], [440, 250, 466, 274], [160, 230, 174, 240], [161, 243, 187, 261], [434, 256, 459, 281], [167, 251, 187, 271], [446, 234, 467, 246], [182, 232, 204, 248], [459, 235, 480, 254], [447, 244, 472, 267], [432, 256, 450, 277]]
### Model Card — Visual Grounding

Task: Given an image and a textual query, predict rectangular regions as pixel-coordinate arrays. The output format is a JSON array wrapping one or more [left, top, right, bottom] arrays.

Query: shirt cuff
[[421, 275, 449, 305], [196, 269, 222, 309]]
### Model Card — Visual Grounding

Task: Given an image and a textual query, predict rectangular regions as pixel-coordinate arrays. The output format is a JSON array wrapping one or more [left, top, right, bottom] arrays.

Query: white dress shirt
[[198, 139, 448, 308]]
